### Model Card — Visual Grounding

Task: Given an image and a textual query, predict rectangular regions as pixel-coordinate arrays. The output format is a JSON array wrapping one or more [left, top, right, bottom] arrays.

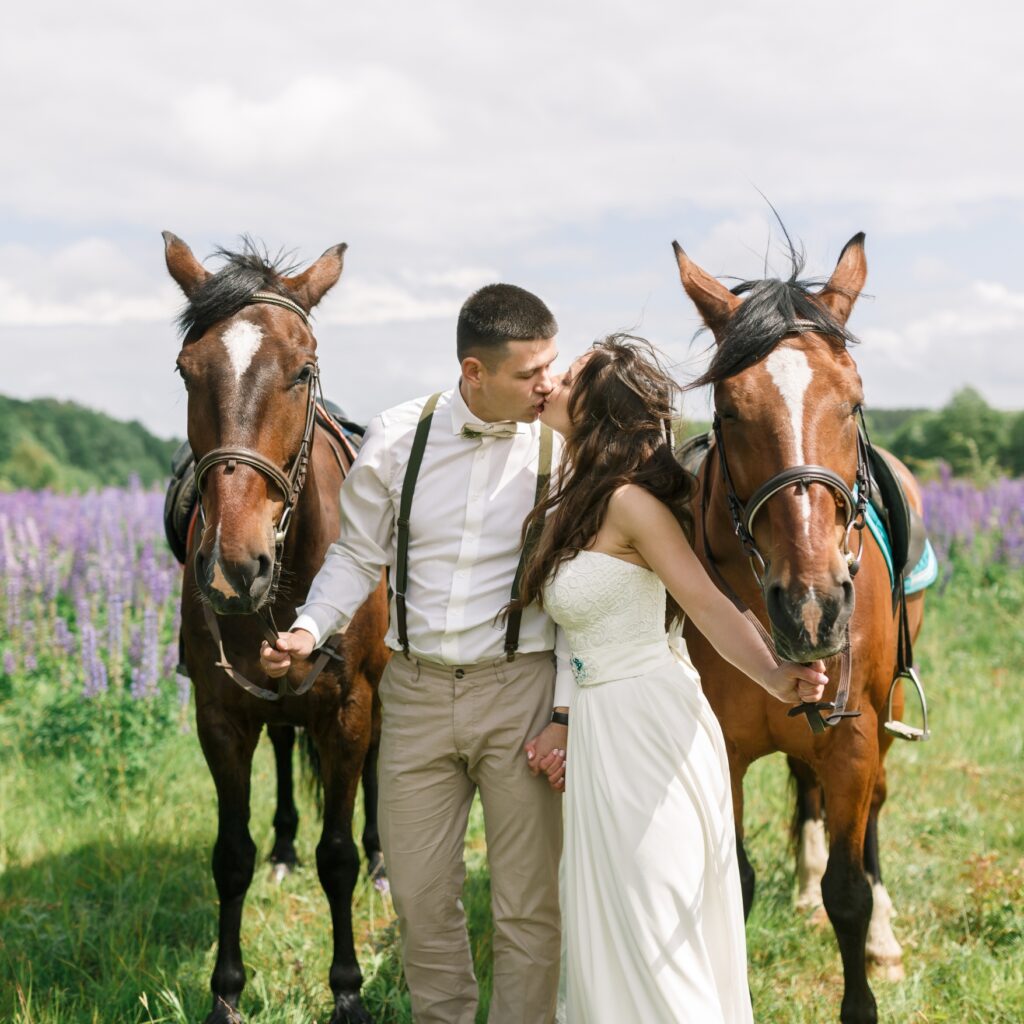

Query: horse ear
[[163, 231, 210, 298], [817, 233, 867, 326], [671, 241, 741, 338], [282, 243, 348, 312]]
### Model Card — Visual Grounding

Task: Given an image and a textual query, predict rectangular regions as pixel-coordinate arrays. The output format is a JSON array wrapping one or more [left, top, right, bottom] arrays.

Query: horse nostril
[[257, 554, 272, 582]]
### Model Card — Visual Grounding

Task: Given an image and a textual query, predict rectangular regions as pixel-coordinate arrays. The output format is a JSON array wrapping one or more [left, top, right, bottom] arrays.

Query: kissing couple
[[260, 283, 826, 1024]]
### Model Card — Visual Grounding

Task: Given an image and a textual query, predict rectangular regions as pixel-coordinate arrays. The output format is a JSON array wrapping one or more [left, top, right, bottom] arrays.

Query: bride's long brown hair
[[517, 334, 697, 610]]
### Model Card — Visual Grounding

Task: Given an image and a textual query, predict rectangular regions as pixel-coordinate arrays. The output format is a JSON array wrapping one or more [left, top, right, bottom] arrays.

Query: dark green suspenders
[[394, 392, 554, 660]]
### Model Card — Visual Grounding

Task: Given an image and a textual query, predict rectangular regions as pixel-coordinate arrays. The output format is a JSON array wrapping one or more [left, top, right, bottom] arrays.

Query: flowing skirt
[[562, 644, 754, 1023]]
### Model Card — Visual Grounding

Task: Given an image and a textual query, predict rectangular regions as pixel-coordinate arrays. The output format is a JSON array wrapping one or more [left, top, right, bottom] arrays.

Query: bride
[[519, 335, 827, 1023]]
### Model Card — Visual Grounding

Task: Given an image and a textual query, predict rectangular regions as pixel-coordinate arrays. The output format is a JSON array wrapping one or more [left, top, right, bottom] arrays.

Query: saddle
[[163, 400, 365, 566], [676, 431, 933, 597]]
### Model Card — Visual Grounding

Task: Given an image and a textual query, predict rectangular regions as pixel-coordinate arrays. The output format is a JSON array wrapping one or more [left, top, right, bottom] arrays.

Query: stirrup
[[884, 666, 930, 741]]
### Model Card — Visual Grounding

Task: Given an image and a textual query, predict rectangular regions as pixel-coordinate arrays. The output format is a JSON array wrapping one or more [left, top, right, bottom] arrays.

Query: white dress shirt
[[293, 384, 574, 706]]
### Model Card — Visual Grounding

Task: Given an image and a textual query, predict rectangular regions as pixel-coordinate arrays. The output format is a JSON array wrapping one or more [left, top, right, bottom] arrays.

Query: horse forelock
[[177, 239, 299, 341]]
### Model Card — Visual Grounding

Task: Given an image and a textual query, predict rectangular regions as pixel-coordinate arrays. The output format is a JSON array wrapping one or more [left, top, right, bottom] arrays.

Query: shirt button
[[454, 668, 465, 679]]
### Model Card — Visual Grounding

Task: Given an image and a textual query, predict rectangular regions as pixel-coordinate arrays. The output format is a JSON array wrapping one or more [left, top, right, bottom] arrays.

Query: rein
[[192, 290, 347, 701], [700, 336, 876, 733]]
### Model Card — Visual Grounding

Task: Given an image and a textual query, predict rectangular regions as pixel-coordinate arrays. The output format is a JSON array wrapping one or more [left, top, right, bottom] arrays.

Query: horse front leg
[[197, 711, 261, 1024], [864, 762, 904, 981], [315, 703, 374, 1024], [267, 724, 300, 882], [788, 755, 828, 920], [820, 725, 879, 1024]]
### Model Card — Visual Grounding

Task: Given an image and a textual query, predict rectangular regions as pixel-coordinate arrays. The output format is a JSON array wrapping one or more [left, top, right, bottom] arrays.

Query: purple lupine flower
[[131, 605, 160, 699], [3, 649, 16, 677], [80, 621, 108, 697]]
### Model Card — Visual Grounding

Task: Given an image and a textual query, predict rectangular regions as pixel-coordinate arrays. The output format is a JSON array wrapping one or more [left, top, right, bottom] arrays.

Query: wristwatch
[[551, 710, 569, 726]]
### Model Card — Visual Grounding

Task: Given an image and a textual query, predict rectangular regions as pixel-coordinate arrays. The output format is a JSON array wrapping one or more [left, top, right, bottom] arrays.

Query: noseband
[[710, 407, 872, 583]]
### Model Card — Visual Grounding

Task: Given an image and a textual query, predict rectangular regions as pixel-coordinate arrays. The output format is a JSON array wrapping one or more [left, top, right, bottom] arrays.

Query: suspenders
[[394, 392, 554, 660]]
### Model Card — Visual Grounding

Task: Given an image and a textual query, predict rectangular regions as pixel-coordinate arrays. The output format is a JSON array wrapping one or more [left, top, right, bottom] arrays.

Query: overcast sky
[[2, 1, 1022, 438]]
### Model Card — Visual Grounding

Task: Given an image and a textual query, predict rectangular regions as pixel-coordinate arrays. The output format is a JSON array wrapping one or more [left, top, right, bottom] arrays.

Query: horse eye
[[293, 365, 313, 386]]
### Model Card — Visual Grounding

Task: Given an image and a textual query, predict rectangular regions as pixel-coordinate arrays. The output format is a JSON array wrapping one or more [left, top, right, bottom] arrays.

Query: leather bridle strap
[[202, 601, 344, 702]]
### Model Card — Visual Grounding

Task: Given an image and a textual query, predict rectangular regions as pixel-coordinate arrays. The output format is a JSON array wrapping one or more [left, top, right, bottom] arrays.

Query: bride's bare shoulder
[[607, 484, 674, 525]]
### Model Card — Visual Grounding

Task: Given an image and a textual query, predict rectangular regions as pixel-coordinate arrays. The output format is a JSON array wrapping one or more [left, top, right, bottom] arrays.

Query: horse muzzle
[[765, 579, 854, 662], [195, 547, 274, 614]]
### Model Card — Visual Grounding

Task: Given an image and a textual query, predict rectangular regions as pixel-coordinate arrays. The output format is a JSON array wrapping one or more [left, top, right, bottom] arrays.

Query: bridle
[[700, 322, 873, 732], [191, 290, 345, 701]]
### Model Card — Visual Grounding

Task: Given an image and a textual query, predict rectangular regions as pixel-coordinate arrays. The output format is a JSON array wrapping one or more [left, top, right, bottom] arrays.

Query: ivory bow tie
[[461, 421, 518, 440]]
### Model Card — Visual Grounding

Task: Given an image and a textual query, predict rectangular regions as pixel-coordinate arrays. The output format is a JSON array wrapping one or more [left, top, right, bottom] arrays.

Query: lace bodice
[[544, 549, 667, 653]]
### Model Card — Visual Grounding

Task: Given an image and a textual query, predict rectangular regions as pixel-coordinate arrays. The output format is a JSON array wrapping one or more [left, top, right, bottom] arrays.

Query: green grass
[[2, 561, 1022, 1023]]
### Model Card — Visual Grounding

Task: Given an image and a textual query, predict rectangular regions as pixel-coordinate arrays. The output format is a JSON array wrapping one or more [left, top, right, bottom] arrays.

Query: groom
[[261, 283, 571, 1024]]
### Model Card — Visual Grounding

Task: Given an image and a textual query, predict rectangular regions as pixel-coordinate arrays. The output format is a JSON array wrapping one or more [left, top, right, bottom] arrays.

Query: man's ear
[[461, 354, 486, 388]]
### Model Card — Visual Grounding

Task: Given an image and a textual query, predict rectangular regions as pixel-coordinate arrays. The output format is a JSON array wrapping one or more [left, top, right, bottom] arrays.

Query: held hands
[[761, 660, 829, 705], [259, 629, 316, 678], [524, 721, 568, 792]]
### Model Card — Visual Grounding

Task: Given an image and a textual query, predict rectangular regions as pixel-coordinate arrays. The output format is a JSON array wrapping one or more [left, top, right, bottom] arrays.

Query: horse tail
[[299, 728, 324, 815]]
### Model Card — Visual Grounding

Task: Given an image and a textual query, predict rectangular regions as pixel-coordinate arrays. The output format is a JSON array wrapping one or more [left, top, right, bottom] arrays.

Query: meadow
[[1, 478, 1022, 1023]]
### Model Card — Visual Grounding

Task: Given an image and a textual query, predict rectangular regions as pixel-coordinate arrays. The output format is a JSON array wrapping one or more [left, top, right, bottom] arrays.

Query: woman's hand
[[760, 660, 829, 705]]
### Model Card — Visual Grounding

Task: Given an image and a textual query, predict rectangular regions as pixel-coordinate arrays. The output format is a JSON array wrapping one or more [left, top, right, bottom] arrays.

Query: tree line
[[0, 395, 180, 491], [0, 387, 1020, 493]]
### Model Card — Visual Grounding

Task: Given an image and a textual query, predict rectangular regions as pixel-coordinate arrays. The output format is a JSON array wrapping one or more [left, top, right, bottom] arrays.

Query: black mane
[[177, 238, 299, 339], [688, 244, 859, 391]]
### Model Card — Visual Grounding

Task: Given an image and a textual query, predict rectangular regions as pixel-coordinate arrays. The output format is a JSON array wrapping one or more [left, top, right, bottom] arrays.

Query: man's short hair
[[457, 284, 557, 364]]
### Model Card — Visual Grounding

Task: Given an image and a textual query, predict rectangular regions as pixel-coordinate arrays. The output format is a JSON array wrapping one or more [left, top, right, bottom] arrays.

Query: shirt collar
[[449, 380, 529, 437]]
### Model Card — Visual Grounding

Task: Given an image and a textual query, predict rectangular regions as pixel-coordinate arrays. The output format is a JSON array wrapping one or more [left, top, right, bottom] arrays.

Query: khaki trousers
[[378, 649, 562, 1024]]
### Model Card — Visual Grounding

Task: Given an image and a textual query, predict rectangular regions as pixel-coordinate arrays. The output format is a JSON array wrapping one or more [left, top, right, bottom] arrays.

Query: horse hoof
[[869, 958, 905, 982], [329, 992, 374, 1024], [269, 860, 296, 884], [204, 996, 245, 1024]]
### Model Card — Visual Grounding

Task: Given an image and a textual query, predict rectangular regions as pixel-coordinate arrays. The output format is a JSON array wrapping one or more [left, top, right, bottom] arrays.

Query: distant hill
[[0, 395, 181, 491]]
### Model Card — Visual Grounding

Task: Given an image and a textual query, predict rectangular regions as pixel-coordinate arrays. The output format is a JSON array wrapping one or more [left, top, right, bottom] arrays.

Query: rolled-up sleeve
[[553, 625, 574, 708], [292, 415, 393, 646]]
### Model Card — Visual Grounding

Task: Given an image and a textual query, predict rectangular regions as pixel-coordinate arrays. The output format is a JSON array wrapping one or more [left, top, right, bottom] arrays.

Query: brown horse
[[164, 233, 390, 1024], [672, 233, 924, 1024]]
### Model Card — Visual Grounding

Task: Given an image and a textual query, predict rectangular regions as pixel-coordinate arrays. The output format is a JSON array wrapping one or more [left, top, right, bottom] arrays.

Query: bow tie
[[461, 421, 519, 440]]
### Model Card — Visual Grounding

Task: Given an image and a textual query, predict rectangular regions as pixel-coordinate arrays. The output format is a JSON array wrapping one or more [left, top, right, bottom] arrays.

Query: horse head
[[673, 233, 869, 662], [165, 233, 346, 614]]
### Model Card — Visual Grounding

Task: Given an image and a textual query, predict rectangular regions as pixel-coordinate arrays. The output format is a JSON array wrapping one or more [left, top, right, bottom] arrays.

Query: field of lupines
[[1, 473, 1022, 1023]]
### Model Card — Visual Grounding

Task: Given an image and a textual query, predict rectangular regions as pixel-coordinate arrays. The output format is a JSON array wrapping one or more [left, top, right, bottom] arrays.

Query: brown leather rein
[[193, 291, 352, 702]]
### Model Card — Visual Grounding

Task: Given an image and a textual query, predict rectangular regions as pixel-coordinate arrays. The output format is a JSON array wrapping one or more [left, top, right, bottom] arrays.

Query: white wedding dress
[[545, 550, 754, 1024]]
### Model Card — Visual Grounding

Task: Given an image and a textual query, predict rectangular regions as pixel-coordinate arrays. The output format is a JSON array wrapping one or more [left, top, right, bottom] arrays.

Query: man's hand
[[259, 629, 316, 678], [524, 721, 568, 792]]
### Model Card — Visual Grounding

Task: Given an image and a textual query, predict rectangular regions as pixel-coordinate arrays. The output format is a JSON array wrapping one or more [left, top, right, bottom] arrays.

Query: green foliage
[[0, 394, 180, 491], [1003, 410, 1024, 477], [23, 684, 181, 795], [882, 388, 1016, 478]]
